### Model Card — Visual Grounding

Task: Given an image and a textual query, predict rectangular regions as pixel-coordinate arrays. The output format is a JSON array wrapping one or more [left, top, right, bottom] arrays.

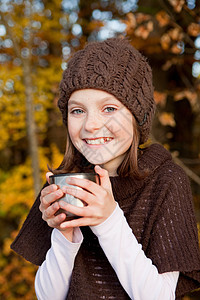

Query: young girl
[[11, 38, 200, 300]]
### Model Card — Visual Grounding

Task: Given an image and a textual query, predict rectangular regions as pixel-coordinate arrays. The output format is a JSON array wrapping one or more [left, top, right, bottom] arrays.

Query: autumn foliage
[[0, 0, 200, 299]]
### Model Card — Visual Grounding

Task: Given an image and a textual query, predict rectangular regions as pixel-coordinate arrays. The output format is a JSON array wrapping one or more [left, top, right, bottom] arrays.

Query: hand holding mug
[[39, 172, 74, 241]]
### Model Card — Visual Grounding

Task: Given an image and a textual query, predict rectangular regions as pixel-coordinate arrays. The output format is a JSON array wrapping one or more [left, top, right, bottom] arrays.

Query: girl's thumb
[[94, 165, 111, 189], [46, 172, 54, 184]]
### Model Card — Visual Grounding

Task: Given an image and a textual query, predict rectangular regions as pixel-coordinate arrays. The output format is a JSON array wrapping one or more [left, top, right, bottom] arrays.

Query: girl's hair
[[50, 115, 148, 180]]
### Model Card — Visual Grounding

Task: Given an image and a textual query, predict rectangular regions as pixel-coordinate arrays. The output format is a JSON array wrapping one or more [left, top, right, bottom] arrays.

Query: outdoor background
[[0, 0, 200, 299]]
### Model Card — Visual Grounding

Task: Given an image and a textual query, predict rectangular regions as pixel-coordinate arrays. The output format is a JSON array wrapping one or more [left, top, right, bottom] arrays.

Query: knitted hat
[[58, 38, 156, 144]]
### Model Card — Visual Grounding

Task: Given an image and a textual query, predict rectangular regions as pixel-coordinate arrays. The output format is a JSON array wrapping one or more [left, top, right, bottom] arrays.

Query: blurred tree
[[0, 0, 70, 195], [1, 2, 41, 196], [123, 0, 200, 158]]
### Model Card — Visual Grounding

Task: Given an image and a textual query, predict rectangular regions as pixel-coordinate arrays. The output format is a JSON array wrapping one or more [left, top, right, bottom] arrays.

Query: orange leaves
[[134, 21, 153, 40], [168, 28, 184, 41], [159, 112, 176, 127], [156, 11, 170, 27], [136, 13, 152, 24], [187, 23, 200, 37], [125, 12, 137, 32], [171, 43, 182, 54], [174, 90, 199, 111], [154, 91, 167, 107], [162, 57, 184, 71], [168, 0, 185, 13], [124, 12, 153, 39], [154, 91, 176, 127], [160, 33, 171, 50], [160, 27, 184, 53], [124, 4, 199, 59]]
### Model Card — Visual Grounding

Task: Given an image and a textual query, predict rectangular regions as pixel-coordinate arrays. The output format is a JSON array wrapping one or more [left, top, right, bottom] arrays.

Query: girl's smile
[[83, 137, 114, 145], [68, 89, 134, 176]]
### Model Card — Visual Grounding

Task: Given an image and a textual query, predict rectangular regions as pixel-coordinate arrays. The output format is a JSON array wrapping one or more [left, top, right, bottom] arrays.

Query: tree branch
[[172, 154, 200, 186], [151, 135, 200, 186]]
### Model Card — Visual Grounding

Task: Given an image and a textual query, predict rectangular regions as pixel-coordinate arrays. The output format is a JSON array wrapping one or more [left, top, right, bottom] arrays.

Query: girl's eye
[[104, 107, 116, 113], [70, 109, 84, 115]]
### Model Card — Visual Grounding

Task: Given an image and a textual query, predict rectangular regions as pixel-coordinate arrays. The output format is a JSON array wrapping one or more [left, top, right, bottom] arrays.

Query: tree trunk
[[23, 58, 41, 196]]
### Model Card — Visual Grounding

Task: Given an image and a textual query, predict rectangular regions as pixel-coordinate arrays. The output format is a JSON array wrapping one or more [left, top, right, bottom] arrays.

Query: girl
[[11, 38, 200, 300]]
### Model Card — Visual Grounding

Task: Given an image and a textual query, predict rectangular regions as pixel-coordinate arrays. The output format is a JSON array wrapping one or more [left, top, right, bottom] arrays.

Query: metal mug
[[49, 173, 100, 220]]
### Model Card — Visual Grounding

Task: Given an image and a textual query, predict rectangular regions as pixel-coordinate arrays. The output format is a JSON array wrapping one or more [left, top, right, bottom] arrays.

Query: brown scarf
[[11, 144, 200, 299]]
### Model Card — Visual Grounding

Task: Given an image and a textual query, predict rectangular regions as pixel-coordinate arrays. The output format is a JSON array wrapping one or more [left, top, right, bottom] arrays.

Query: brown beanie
[[58, 37, 156, 144]]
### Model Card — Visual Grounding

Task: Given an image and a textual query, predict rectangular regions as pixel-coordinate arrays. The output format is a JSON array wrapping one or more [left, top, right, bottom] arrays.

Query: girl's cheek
[[109, 125, 122, 136]]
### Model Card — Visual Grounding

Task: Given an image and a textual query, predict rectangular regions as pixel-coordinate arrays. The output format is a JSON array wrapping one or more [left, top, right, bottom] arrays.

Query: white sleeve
[[35, 227, 83, 300], [90, 203, 179, 300]]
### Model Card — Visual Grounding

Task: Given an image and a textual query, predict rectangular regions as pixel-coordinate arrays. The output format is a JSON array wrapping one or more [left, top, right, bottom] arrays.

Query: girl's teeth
[[86, 137, 112, 144]]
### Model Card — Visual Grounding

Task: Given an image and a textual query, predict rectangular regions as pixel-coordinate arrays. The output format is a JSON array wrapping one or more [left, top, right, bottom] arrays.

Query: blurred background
[[0, 0, 200, 299]]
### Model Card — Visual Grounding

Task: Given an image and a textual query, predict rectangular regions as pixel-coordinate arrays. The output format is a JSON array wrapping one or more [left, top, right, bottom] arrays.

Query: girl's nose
[[84, 113, 103, 132]]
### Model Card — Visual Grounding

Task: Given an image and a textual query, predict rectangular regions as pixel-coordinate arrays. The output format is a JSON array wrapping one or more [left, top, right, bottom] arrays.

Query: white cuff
[[90, 202, 123, 237], [53, 227, 83, 248]]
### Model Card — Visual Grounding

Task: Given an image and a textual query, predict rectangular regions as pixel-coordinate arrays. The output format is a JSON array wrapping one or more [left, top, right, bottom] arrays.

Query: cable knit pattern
[[58, 38, 155, 144], [11, 144, 200, 299]]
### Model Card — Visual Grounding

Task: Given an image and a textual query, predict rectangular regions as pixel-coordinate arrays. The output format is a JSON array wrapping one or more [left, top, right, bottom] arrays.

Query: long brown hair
[[50, 115, 147, 179]]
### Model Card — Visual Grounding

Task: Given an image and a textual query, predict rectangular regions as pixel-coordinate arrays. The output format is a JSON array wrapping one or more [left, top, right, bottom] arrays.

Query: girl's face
[[68, 89, 134, 176]]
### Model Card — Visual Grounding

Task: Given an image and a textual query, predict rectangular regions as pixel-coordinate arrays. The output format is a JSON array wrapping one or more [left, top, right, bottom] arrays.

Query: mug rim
[[49, 172, 98, 179]]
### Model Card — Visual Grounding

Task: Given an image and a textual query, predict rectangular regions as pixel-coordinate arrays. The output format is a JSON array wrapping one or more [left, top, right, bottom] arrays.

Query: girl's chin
[[79, 150, 107, 165], [83, 154, 111, 166], [86, 158, 108, 165]]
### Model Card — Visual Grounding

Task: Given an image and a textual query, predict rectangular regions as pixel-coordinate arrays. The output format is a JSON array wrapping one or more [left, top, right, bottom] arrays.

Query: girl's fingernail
[[95, 165, 101, 170]]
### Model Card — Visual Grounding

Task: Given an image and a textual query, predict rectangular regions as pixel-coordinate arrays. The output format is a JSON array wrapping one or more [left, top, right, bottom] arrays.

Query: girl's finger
[[47, 213, 66, 228], [40, 184, 58, 197], [40, 189, 64, 209], [64, 176, 102, 195], [59, 200, 89, 217], [42, 201, 60, 220], [60, 216, 96, 229], [61, 186, 95, 205]]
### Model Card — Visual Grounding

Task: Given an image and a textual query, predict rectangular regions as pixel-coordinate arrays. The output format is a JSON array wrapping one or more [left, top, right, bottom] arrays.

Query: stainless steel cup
[[49, 173, 100, 220]]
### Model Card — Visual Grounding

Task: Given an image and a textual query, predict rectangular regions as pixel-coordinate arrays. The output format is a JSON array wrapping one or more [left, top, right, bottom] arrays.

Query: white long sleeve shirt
[[35, 204, 179, 300]]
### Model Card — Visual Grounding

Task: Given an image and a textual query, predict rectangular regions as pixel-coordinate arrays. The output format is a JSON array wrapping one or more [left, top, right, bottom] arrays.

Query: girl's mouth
[[84, 137, 113, 145]]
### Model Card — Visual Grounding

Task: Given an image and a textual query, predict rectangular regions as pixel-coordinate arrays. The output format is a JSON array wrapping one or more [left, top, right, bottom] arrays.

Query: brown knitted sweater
[[11, 144, 200, 299]]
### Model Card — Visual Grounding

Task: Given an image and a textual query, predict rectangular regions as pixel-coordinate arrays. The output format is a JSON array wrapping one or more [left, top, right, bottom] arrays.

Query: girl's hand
[[59, 165, 117, 229], [39, 172, 74, 241]]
